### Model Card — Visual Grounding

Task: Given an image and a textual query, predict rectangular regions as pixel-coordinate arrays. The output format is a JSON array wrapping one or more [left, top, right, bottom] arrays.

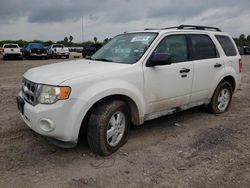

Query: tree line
[[1, 34, 250, 48], [233, 34, 250, 47], [0, 36, 112, 48]]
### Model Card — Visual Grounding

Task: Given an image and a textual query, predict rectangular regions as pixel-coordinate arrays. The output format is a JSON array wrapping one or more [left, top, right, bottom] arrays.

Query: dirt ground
[[0, 53, 249, 188]]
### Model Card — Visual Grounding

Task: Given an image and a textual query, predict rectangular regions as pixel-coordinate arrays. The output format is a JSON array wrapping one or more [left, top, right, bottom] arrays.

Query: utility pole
[[81, 16, 84, 43]]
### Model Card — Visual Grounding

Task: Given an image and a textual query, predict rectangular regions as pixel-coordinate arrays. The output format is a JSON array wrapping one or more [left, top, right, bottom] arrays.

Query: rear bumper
[[3, 53, 22, 57], [55, 52, 70, 56]]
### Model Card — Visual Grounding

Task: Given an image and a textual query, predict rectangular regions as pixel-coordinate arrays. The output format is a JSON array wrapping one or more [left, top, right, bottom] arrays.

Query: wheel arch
[[79, 94, 141, 134], [219, 75, 236, 92], [209, 75, 236, 99]]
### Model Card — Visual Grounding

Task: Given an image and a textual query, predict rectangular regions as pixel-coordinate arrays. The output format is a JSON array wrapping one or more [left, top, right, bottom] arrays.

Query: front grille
[[22, 79, 38, 105]]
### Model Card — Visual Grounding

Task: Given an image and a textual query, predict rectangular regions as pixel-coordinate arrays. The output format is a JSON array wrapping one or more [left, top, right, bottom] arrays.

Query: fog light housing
[[39, 119, 55, 132]]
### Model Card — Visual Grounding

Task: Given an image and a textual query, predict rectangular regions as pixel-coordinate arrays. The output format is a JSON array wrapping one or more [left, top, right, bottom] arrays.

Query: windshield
[[29, 43, 44, 48], [4, 44, 18, 48], [91, 32, 158, 64]]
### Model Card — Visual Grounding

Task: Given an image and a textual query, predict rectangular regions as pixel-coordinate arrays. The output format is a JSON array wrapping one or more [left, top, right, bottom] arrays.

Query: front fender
[[69, 79, 145, 142]]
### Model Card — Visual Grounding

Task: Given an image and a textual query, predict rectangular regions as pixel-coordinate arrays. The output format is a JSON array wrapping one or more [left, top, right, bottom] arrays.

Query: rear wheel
[[87, 100, 130, 156], [66, 55, 69, 59], [208, 82, 233, 114]]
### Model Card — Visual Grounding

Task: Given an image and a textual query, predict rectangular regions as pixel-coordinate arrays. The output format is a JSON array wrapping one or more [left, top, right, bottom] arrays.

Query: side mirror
[[146, 53, 172, 67]]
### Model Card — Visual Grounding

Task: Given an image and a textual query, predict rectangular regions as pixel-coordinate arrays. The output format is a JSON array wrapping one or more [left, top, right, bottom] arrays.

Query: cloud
[[0, 0, 249, 41]]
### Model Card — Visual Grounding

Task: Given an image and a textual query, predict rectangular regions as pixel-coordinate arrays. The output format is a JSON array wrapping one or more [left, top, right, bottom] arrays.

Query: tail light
[[239, 59, 243, 73]]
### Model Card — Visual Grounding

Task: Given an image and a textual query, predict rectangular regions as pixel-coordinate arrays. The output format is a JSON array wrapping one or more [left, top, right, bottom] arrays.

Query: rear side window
[[215, 35, 237, 56], [190, 34, 218, 60]]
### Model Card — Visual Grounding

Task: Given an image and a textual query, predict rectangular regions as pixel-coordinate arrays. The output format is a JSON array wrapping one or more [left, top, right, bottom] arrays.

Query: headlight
[[37, 85, 71, 104]]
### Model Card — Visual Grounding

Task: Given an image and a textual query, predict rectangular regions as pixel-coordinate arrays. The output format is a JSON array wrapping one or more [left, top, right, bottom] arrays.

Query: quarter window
[[154, 35, 188, 63], [190, 35, 218, 60], [215, 35, 237, 56]]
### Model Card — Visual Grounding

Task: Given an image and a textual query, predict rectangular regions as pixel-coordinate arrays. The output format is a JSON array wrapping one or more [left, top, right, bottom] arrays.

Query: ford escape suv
[[17, 25, 242, 156]]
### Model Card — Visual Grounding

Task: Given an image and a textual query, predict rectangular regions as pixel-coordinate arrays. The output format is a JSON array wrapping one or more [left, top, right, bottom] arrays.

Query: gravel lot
[[0, 54, 250, 188]]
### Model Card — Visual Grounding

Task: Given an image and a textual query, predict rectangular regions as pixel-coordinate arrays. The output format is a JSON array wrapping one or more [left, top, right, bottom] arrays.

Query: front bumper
[[30, 53, 47, 57], [17, 93, 85, 146]]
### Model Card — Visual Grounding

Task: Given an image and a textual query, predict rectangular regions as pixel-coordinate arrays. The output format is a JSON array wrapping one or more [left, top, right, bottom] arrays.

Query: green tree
[[103, 38, 109, 43], [64, 37, 68, 43], [69, 35, 73, 43], [247, 35, 250, 45], [94, 37, 98, 43]]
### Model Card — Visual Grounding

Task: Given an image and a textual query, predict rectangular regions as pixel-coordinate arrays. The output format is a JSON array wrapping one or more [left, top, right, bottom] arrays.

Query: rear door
[[189, 34, 225, 103]]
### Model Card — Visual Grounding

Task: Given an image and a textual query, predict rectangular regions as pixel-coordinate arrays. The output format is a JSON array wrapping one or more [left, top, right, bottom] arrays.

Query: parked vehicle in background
[[23, 43, 47, 60], [243, 46, 250, 55], [17, 25, 242, 156], [237, 46, 244, 55], [2, 44, 23, 60], [82, 43, 102, 58], [75, 47, 83, 53], [238, 46, 250, 55], [47, 44, 70, 59]]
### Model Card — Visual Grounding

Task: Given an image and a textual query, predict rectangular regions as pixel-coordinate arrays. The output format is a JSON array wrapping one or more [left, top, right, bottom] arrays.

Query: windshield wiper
[[92, 58, 113, 62]]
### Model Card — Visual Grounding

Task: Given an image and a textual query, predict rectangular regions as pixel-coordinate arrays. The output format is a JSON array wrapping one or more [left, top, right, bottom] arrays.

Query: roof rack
[[144, 25, 222, 32], [178, 25, 221, 32], [144, 26, 179, 30]]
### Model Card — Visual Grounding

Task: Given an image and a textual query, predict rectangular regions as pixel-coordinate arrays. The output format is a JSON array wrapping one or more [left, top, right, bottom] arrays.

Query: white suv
[[2, 43, 22, 60], [47, 44, 70, 59], [17, 25, 242, 155]]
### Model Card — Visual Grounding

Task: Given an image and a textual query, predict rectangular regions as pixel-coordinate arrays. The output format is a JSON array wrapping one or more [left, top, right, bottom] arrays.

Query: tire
[[87, 100, 130, 156], [3, 55, 6, 60], [66, 55, 69, 59], [208, 82, 233, 114]]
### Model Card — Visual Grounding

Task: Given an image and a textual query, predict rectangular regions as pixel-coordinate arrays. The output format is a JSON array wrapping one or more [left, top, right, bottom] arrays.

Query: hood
[[24, 59, 130, 85]]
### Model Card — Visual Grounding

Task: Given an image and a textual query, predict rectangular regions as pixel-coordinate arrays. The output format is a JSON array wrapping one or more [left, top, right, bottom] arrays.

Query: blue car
[[23, 43, 48, 59]]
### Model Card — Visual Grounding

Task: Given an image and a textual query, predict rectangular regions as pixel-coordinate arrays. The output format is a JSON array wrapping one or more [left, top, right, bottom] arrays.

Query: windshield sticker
[[131, 36, 151, 42]]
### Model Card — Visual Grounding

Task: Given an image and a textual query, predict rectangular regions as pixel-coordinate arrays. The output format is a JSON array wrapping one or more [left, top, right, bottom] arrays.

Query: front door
[[143, 34, 193, 114]]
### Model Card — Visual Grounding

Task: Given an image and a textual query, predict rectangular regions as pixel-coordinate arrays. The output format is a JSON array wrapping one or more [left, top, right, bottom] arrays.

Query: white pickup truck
[[17, 25, 242, 156], [47, 44, 70, 59], [2, 44, 22, 60]]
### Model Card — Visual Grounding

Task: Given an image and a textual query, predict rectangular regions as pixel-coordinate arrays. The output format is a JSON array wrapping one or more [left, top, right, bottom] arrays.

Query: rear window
[[53, 44, 64, 48], [4, 44, 19, 48], [215, 35, 237, 56], [190, 34, 218, 60]]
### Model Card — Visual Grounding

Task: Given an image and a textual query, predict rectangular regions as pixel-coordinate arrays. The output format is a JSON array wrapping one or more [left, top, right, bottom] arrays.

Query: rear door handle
[[214, 63, 222, 68], [179, 68, 190, 73]]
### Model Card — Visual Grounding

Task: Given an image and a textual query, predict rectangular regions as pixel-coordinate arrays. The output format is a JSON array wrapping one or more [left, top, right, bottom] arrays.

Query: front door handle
[[214, 63, 222, 68], [179, 68, 190, 73]]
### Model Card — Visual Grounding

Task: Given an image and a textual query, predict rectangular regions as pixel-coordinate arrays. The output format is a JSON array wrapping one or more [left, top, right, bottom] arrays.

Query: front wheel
[[208, 82, 233, 114], [87, 100, 130, 156]]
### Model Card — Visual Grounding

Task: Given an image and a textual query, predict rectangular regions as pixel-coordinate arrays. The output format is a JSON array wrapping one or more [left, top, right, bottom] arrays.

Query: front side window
[[91, 32, 158, 64], [153, 35, 188, 63], [215, 35, 237, 56], [190, 34, 218, 60]]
